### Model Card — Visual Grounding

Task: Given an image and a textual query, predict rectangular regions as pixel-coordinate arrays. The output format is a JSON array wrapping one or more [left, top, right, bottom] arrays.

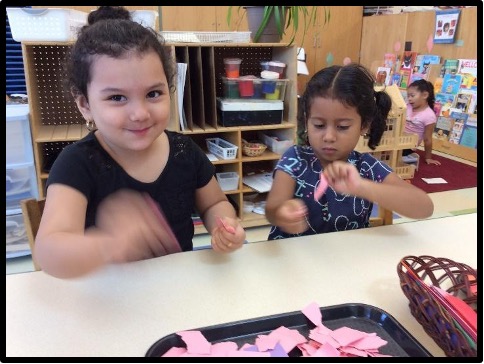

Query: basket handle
[[20, 8, 50, 16]]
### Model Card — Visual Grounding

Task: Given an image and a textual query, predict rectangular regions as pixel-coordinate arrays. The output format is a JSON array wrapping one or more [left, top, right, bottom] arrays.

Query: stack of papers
[[177, 63, 187, 131], [243, 173, 273, 193]]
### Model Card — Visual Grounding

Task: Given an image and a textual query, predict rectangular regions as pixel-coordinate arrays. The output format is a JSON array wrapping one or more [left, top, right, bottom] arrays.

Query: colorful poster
[[434, 9, 460, 44]]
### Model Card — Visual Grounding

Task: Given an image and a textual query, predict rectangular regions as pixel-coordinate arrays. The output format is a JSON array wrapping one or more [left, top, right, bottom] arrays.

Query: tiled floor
[[6, 150, 477, 275]]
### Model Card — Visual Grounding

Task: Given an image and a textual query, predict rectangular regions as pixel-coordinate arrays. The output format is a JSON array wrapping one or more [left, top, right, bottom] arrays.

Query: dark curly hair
[[298, 63, 392, 150], [64, 6, 175, 100], [407, 79, 435, 110]]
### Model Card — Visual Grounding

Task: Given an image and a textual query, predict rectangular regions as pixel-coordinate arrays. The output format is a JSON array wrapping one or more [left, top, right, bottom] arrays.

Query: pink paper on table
[[267, 326, 306, 353], [309, 330, 341, 348], [314, 342, 341, 357], [351, 334, 388, 350], [210, 341, 238, 355], [301, 301, 322, 327], [177, 330, 211, 355], [255, 334, 278, 351], [330, 327, 370, 347], [162, 346, 187, 357], [314, 172, 329, 201]]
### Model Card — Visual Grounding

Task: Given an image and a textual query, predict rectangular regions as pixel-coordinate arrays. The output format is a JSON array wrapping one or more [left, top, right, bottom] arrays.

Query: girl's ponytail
[[367, 90, 392, 150]]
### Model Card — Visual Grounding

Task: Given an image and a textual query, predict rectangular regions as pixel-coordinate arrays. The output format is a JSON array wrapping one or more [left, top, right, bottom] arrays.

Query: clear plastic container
[[224, 58, 242, 78]]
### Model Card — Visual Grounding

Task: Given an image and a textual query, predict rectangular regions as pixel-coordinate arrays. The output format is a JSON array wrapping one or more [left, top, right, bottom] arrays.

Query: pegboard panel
[[41, 141, 75, 173], [29, 45, 83, 126]]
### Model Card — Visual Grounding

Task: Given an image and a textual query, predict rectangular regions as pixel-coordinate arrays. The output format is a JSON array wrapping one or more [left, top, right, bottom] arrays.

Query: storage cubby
[[22, 41, 298, 232]]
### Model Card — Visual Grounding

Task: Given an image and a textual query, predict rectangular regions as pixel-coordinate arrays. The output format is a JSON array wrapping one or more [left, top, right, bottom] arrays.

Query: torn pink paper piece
[[351, 334, 388, 350], [216, 216, 236, 234], [210, 341, 238, 356], [313, 342, 341, 357], [162, 346, 187, 357], [255, 334, 278, 351], [301, 301, 322, 327], [267, 326, 307, 353], [177, 330, 211, 355], [314, 172, 329, 201], [330, 326, 371, 347]]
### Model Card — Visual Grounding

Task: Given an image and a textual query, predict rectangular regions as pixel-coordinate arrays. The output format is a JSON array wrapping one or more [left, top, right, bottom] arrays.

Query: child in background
[[265, 63, 433, 239], [35, 6, 246, 278], [402, 79, 441, 165]]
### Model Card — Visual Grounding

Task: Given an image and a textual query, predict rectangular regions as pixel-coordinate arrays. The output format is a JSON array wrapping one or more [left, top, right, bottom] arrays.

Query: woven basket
[[397, 255, 477, 357], [242, 140, 267, 157]]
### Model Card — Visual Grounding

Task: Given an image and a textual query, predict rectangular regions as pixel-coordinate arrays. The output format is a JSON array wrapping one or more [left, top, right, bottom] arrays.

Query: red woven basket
[[397, 255, 477, 357]]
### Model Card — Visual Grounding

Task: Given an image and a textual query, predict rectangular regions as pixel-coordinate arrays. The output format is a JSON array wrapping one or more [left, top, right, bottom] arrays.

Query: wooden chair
[[369, 206, 394, 227], [20, 198, 45, 271]]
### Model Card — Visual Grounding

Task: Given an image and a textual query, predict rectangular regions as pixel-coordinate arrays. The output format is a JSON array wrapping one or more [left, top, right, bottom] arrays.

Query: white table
[[6, 214, 477, 357]]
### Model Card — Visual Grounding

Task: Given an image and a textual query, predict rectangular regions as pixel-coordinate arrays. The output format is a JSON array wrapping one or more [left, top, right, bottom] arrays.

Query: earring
[[85, 119, 96, 131]]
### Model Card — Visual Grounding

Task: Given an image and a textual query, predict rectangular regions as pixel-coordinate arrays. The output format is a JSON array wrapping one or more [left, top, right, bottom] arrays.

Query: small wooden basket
[[242, 140, 267, 157], [397, 255, 477, 357]]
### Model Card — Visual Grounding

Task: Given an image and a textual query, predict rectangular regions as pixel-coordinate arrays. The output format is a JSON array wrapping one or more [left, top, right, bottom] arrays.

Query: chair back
[[20, 198, 45, 271]]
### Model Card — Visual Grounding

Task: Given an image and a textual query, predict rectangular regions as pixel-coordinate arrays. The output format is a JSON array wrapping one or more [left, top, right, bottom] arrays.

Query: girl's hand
[[425, 158, 441, 165], [275, 199, 308, 234], [323, 161, 363, 196], [211, 216, 245, 253], [93, 189, 179, 263]]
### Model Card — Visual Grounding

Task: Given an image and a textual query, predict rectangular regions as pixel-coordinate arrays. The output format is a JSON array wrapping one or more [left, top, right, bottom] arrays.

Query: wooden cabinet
[[22, 41, 298, 233], [283, 6, 363, 94], [161, 6, 245, 31]]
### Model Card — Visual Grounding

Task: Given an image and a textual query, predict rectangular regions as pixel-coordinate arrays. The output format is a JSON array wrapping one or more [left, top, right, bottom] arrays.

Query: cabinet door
[[161, 6, 216, 31], [215, 6, 248, 31], [288, 7, 363, 94]]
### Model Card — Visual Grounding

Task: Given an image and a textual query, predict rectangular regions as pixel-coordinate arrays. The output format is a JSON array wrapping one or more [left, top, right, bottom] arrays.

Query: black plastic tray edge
[[146, 302, 432, 358]]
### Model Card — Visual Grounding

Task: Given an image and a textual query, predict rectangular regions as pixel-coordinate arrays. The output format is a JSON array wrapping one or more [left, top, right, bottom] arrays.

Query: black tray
[[146, 303, 432, 357]]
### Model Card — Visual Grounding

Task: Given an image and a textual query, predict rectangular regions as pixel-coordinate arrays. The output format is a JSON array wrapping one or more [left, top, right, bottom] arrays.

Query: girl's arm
[[265, 170, 308, 234], [195, 177, 246, 252], [423, 123, 441, 165], [34, 184, 108, 278], [36, 186, 180, 278], [324, 162, 434, 219]]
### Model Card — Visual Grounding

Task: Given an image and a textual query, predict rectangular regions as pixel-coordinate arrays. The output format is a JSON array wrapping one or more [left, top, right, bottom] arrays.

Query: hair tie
[[373, 82, 386, 93]]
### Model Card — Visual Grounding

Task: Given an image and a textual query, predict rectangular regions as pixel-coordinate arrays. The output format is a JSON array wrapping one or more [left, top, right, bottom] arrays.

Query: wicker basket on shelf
[[397, 255, 477, 357], [242, 140, 267, 157]]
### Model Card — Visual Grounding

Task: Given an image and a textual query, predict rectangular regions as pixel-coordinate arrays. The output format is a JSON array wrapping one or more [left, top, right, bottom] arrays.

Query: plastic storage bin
[[6, 7, 88, 42], [6, 213, 31, 259], [206, 138, 238, 160], [6, 104, 33, 165], [6, 165, 38, 212], [258, 131, 294, 155], [216, 172, 239, 191], [222, 77, 288, 101]]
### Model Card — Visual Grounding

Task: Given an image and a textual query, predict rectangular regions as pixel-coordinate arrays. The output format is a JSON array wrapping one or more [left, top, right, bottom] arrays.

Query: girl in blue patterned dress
[[265, 63, 434, 240]]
